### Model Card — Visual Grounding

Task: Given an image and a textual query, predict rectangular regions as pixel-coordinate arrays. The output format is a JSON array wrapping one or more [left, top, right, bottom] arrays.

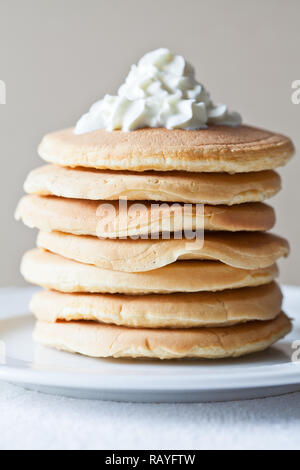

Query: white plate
[[0, 286, 300, 402]]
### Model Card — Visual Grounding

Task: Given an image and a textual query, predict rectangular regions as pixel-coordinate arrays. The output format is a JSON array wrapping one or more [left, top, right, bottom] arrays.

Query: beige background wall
[[0, 0, 299, 286]]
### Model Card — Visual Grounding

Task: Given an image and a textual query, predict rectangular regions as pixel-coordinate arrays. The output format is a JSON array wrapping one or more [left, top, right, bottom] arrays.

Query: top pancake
[[24, 164, 281, 205], [38, 125, 294, 173]]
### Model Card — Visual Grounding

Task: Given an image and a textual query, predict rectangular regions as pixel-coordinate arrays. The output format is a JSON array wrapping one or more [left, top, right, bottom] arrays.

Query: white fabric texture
[[0, 381, 299, 450]]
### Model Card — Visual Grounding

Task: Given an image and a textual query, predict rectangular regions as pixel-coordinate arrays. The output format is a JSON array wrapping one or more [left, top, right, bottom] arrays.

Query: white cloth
[[0, 381, 299, 450]]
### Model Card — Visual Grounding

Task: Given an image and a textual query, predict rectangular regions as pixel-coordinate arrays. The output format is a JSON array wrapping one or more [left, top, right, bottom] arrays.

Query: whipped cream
[[74, 48, 242, 133]]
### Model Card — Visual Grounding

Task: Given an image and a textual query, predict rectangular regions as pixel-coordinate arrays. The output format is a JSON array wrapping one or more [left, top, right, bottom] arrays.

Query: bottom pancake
[[31, 283, 283, 328], [33, 312, 291, 359]]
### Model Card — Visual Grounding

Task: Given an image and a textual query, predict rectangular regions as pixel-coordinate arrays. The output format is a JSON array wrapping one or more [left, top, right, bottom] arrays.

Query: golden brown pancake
[[33, 312, 291, 359], [38, 126, 294, 173], [21, 249, 278, 294], [16, 195, 276, 236], [37, 230, 289, 272], [24, 164, 281, 205], [31, 282, 283, 328]]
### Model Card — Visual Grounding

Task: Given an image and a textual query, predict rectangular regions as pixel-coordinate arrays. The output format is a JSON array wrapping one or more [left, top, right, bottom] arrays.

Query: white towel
[[0, 381, 299, 450]]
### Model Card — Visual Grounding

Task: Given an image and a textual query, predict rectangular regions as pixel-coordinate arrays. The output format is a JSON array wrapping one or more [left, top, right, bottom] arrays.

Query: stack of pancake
[[16, 125, 294, 359]]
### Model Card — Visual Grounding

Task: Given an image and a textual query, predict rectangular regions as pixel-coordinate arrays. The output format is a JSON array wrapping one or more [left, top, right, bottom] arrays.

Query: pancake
[[37, 230, 289, 272], [31, 282, 283, 328], [15, 195, 276, 236], [21, 249, 278, 294], [38, 125, 294, 173], [33, 312, 291, 359], [24, 164, 281, 205]]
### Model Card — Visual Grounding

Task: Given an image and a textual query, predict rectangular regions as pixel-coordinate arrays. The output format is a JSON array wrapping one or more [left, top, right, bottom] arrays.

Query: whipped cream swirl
[[74, 48, 242, 133]]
